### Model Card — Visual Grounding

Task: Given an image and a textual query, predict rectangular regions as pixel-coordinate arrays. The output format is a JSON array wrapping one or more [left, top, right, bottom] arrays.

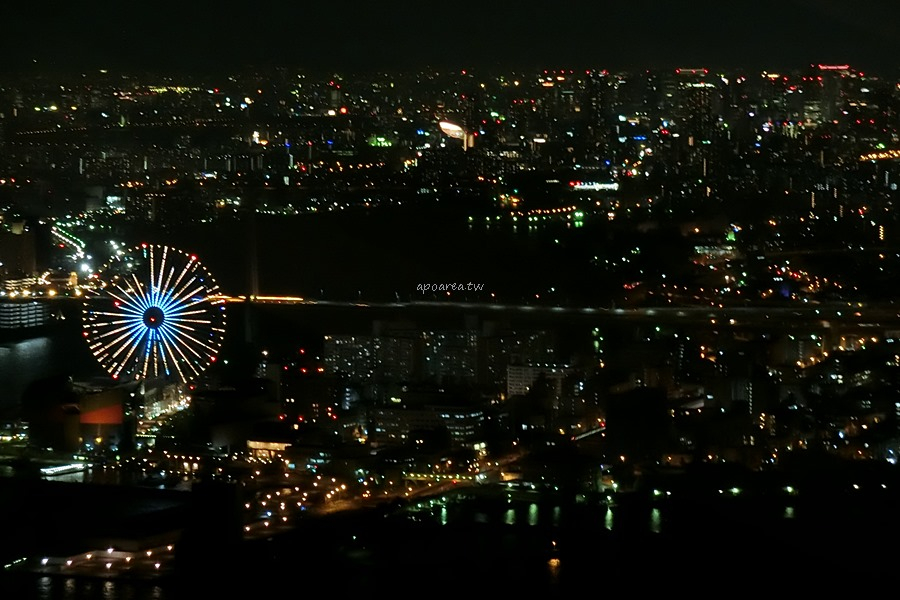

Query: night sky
[[1, 0, 899, 73]]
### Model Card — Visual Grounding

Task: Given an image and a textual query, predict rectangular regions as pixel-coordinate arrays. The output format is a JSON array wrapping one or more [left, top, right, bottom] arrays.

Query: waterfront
[[0, 328, 102, 417], [6, 479, 898, 597]]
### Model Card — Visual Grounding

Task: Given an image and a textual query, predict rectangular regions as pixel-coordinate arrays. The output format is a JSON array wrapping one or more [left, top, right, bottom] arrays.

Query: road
[[54, 291, 900, 330]]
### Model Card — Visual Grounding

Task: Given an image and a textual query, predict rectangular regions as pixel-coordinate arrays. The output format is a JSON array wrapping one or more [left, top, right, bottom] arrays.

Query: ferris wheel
[[83, 244, 227, 384]]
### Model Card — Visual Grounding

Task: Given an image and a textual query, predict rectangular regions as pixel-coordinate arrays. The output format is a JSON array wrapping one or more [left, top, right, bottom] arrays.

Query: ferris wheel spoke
[[135, 276, 154, 310], [158, 285, 191, 313], [100, 323, 146, 363], [165, 302, 211, 315], [166, 310, 213, 321], [111, 328, 150, 379], [141, 331, 154, 379], [157, 246, 169, 294], [168, 319, 213, 328], [159, 322, 207, 361], [156, 334, 168, 379], [148, 246, 157, 307], [160, 265, 178, 303], [164, 321, 221, 355], [117, 275, 145, 300], [109, 286, 146, 313], [160, 281, 206, 313], [91, 304, 144, 319], [129, 275, 153, 311], [160, 258, 196, 311], [156, 328, 187, 381], [166, 304, 213, 317], [88, 321, 143, 343], [160, 260, 203, 309], [151, 330, 164, 379], [146, 332, 156, 379], [90, 314, 142, 332], [88, 320, 142, 335], [158, 326, 199, 380], [157, 330, 176, 380], [165, 311, 209, 326], [88, 312, 141, 323]]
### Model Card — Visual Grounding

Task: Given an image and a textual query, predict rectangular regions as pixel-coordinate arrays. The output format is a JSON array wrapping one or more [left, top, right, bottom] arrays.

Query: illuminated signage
[[569, 181, 619, 191], [439, 121, 466, 140]]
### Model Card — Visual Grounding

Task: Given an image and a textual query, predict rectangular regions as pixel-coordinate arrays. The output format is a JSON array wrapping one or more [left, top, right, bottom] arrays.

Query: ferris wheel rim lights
[[82, 244, 226, 384]]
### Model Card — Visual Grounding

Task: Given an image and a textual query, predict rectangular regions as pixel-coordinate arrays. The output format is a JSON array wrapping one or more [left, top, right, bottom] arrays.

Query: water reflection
[[547, 556, 561, 583], [26, 576, 166, 600], [0, 337, 54, 407], [396, 489, 683, 538], [650, 508, 662, 534], [47, 470, 88, 484], [0, 312, 104, 411], [401, 491, 589, 531]]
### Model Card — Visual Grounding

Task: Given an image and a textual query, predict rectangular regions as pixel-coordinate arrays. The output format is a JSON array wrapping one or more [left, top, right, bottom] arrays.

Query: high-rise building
[[507, 364, 574, 399], [663, 68, 720, 145], [815, 64, 852, 123], [368, 405, 484, 448], [423, 331, 478, 383], [481, 329, 557, 387], [324, 335, 380, 382]]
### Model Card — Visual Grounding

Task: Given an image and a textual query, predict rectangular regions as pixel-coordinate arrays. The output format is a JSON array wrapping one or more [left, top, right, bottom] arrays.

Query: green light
[[367, 136, 393, 147]]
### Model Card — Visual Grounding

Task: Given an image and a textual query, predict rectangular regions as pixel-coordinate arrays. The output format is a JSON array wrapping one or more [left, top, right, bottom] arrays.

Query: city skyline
[[4, 8, 900, 594]]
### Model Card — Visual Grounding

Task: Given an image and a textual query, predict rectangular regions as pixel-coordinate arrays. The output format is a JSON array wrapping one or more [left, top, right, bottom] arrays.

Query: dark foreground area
[[3, 477, 899, 597]]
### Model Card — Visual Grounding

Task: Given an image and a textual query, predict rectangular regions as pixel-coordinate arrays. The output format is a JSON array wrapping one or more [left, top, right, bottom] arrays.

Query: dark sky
[[2, 0, 899, 74]]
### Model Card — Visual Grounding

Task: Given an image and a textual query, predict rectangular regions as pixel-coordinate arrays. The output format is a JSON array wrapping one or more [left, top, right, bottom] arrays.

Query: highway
[[210, 295, 900, 329], [36, 289, 900, 332]]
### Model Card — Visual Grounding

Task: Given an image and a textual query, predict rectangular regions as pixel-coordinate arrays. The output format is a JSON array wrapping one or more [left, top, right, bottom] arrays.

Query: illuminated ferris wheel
[[83, 244, 227, 384]]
